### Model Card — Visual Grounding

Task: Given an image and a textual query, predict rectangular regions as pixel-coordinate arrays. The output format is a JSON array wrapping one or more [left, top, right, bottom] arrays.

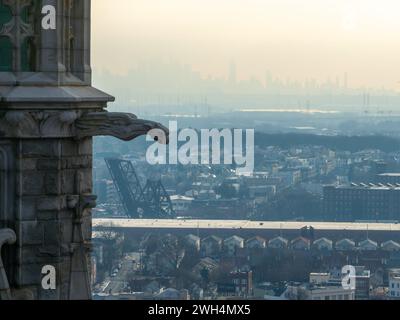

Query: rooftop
[[93, 219, 400, 232], [170, 195, 194, 201], [378, 173, 400, 177], [326, 183, 400, 190]]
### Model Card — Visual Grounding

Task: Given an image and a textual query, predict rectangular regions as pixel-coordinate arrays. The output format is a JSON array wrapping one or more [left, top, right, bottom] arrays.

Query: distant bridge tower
[[0, 0, 167, 300], [105, 158, 145, 218], [140, 178, 175, 218], [105, 159, 175, 219]]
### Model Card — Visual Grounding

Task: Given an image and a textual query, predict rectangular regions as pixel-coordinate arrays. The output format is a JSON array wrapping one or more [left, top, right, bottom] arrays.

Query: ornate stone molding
[[0, 0, 35, 72], [1, 0, 34, 44], [0, 110, 78, 138], [0, 110, 168, 142], [0, 228, 16, 300]]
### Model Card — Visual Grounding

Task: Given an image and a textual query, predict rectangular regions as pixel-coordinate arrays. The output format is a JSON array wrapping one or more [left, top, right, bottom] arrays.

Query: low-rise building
[[285, 284, 355, 300], [224, 236, 245, 256], [388, 270, 400, 299], [309, 273, 330, 285], [170, 195, 194, 215], [184, 234, 201, 251], [217, 269, 253, 298], [303, 285, 355, 300], [323, 184, 400, 222], [246, 236, 267, 249], [312, 238, 333, 251], [381, 240, 400, 252], [192, 258, 219, 276], [291, 237, 311, 251], [201, 236, 222, 257], [358, 239, 379, 251], [355, 266, 371, 300], [336, 238, 356, 251], [268, 236, 288, 249]]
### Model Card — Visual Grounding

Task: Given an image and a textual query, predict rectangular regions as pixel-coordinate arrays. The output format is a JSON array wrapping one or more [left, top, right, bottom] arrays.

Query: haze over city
[[92, 0, 400, 92], [3, 0, 400, 304]]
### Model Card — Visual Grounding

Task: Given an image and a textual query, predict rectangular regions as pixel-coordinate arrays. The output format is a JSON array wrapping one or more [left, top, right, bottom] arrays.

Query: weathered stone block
[[16, 247, 60, 265], [58, 259, 72, 284], [37, 196, 65, 211], [19, 197, 37, 221], [15, 246, 39, 265], [20, 171, 44, 195], [37, 245, 61, 259], [65, 156, 91, 169], [37, 210, 58, 221], [59, 282, 70, 300], [61, 140, 78, 157], [12, 287, 37, 300], [19, 221, 44, 246], [37, 159, 61, 171], [82, 215, 92, 242], [61, 170, 76, 194], [19, 159, 37, 171], [44, 172, 61, 195], [39, 288, 60, 300], [21, 140, 59, 158], [60, 219, 73, 244], [79, 169, 93, 193], [59, 209, 73, 220], [43, 221, 61, 245], [17, 263, 44, 286], [78, 138, 93, 156]]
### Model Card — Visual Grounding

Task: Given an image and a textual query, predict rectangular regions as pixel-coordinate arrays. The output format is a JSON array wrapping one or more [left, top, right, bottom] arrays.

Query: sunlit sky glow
[[92, 0, 400, 90]]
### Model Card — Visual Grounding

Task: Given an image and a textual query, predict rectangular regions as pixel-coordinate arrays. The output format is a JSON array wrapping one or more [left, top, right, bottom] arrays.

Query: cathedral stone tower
[[0, 0, 166, 300]]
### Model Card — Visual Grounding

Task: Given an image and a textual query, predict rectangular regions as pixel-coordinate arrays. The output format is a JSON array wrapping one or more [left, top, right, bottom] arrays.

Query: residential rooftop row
[[185, 234, 400, 252]]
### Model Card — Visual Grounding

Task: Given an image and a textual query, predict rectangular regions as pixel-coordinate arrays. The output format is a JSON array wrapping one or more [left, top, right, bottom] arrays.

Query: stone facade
[[0, 0, 167, 300], [12, 138, 94, 299]]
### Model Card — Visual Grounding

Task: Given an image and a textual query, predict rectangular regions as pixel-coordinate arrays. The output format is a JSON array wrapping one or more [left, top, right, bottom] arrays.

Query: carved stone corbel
[[40, 111, 78, 136], [0, 110, 79, 138], [0, 228, 16, 300], [75, 112, 169, 143], [4, 111, 39, 136]]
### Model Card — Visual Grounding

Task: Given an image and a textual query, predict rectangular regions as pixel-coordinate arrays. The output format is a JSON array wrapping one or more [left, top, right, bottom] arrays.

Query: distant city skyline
[[93, 59, 400, 114], [93, 0, 400, 92]]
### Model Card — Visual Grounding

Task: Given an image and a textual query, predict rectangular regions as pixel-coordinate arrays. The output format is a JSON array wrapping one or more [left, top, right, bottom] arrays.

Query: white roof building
[[170, 195, 194, 202]]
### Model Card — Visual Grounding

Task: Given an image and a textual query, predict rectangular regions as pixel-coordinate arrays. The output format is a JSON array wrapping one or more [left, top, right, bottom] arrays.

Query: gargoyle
[[0, 228, 16, 300], [75, 112, 169, 143]]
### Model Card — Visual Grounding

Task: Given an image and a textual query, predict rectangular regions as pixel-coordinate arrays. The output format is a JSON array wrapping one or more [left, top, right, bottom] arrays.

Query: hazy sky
[[92, 0, 400, 90]]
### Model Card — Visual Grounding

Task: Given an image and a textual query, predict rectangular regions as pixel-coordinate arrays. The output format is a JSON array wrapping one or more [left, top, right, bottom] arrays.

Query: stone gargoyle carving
[[0, 228, 16, 300], [75, 112, 169, 143]]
